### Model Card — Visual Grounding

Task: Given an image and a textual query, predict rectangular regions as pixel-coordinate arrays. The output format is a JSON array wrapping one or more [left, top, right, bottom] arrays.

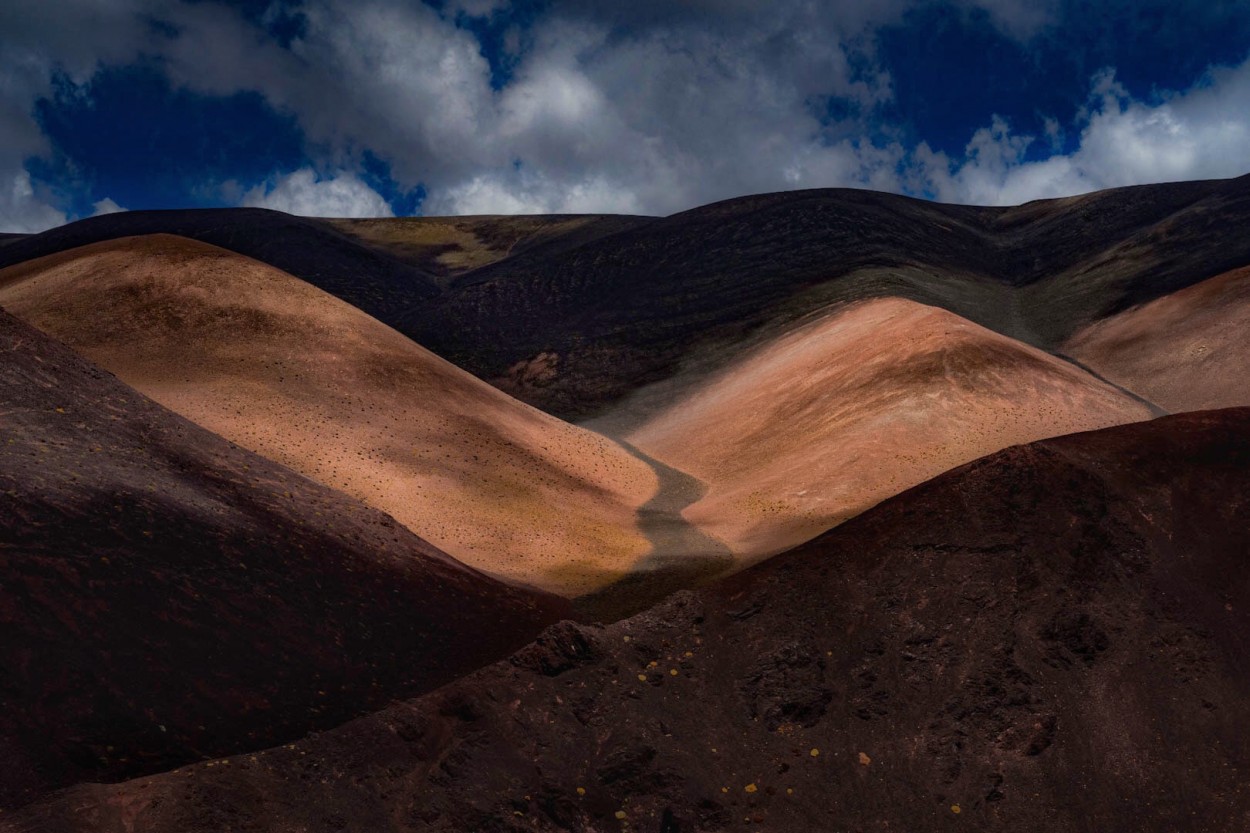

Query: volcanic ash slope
[[627, 297, 1155, 562], [1065, 264, 1250, 413], [12, 408, 1250, 833], [0, 234, 657, 595], [0, 308, 566, 809]]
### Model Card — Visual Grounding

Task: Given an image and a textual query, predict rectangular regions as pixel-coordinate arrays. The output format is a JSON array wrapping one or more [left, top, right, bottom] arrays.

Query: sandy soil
[[0, 234, 657, 595], [0, 308, 566, 807], [627, 297, 1154, 562], [1064, 265, 1250, 413]]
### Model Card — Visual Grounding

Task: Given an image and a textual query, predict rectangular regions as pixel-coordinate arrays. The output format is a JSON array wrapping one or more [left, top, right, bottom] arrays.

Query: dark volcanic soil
[[13, 409, 1250, 833], [0, 209, 440, 325], [404, 174, 1250, 420], [0, 309, 567, 810], [326, 214, 655, 285], [5, 177, 1249, 423]]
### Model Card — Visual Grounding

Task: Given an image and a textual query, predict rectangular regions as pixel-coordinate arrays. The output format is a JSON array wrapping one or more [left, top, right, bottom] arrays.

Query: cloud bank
[[1, 0, 1249, 228]]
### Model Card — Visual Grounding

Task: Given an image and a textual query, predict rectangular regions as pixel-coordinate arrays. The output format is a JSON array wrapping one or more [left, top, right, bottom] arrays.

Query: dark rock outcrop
[[14, 409, 1248, 832]]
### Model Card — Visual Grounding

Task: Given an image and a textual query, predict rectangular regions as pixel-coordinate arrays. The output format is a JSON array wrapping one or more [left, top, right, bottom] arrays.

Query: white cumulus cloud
[[90, 197, 126, 216], [2, 0, 1248, 219], [910, 59, 1250, 206], [242, 168, 394, 217], [0, 169, 65, 232]]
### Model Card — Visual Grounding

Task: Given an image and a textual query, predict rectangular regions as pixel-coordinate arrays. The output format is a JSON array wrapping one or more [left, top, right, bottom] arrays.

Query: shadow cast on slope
[[573, 441, 733, 622]]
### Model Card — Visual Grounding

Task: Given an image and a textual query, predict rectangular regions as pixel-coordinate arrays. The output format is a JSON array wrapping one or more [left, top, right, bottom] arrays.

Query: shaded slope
[[403, 187, 997, 420], [1064, 265, 1250, 413], [0, 236, 658, 596], [402, 174, 1250, 420], [3, 178, 1248, 424], [0, 308, 567, 811], [0, 208, 439, 325], [14, 409, 1250, 833], [327, 215, 653, 286], [625, 298, 1153, 560]]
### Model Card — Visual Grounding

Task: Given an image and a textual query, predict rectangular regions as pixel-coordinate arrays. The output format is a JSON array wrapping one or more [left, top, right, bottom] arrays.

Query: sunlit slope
[[1065, 265, 1250, 413], [0, 234, 657, 595], [627, 297, 1154, 560]]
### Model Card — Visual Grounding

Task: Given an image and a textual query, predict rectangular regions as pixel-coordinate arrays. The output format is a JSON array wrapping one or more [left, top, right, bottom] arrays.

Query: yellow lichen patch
[[858, 752, 872, 766], [614, 810, 627, 820], [744, 783, 758, 794], [576, 787, 586, 796], [809, 748, 820, 757], [951, 804, 962, 814]]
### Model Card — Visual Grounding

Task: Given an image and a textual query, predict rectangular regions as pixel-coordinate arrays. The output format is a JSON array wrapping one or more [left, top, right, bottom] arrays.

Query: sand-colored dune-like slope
[[627, 297, 1154, 561], [1064, 265, 1250, 413], [0, 235, 657, 595]]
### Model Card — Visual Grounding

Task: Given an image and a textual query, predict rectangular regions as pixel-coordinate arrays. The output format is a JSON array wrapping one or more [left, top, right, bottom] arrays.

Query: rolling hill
[[0, 235, 659, 597], [624, 297, 1154, 560], [0, 307, 566, 810], [401, 174, 1250, 421], [1064, 264, 1250, 413], [326, 214, 653, 285], [0, 208, 441, 326], [12, 408, 1247, 833], [4, 176, 1247, 429]]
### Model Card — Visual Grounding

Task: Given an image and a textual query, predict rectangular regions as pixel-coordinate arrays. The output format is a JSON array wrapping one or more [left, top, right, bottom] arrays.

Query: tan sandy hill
[[1064, 265, 1250, 413], [625, 297, 1154, 562], [0, 234, 657, 596]]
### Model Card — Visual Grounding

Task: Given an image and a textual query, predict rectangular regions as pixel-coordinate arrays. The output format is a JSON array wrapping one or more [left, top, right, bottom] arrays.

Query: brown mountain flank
[[0, 308, 565, 810], [627, 298, 1154, 561], [326, 214, 652, 284], [0, 234, 656, 596], [11, 408, 1248, 833], [1065, 264, 1250, 413]]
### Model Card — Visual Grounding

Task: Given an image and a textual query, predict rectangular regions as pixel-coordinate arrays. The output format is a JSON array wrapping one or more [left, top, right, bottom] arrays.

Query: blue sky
[[2, 0, 1250, 230]]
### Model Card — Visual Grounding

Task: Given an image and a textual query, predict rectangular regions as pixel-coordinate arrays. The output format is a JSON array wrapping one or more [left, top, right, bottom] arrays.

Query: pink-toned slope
[[628, 297, 1154, 561], [1065, 265, 1250, 413], [0, 235, 657, 595]]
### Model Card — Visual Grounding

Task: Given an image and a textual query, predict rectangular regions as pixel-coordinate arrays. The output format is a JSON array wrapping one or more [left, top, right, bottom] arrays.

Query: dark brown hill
[[15, 408, 1249, 833], [0, 209, 441, 325], [0, 309, 567, 810], [3, 177, 1248, 422], [326, 214, 654, 285], [0, 235, 661, 597], [405, 174, 1250, 420]]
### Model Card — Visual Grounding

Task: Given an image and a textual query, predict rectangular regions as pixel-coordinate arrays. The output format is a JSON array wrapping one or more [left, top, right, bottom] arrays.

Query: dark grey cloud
[[2, 0, 1249, 227]]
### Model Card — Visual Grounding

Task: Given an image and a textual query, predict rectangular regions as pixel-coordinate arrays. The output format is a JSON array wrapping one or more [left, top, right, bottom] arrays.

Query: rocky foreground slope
[[0, 309, 566, 810], [11, 408, 1248, 833]]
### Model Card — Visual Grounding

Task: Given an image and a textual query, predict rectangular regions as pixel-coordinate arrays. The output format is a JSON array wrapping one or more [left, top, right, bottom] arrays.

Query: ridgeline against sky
[[3, 0, 1250, 230]]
